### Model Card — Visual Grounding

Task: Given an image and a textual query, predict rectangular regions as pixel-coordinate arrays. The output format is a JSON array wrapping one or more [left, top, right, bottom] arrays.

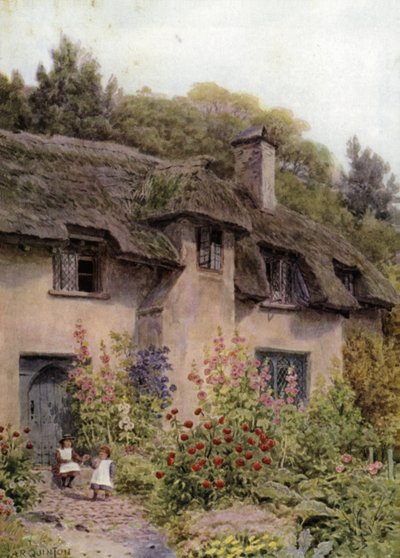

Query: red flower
[[202, 479, 212, 489], [259, 434, 267, 443], [0, 426, 4, 433], [167, 457, 175, 466], [198, 458, 206, 467], [212, 438, 222, 446], [235, 458, 245, 467], [235, 445, 243, 453], [262, 456, 272, 465], [168, 451, 176, 459], [267, 439, 276, 449], [252, 462, 262, 471], [260, 444, 269, 452], [247, 437, 256, 446], [194, 408, 202, 416], [255, 428, 263, 436], [222, 427, 232, 435], [166, 413, 173, 421], [195, 442, 205, 450], [155, 471, 165, 479], [204, 422, 213, 430], [242, 423, 250, 432], [188, 447, 197, 455], [100, 354, 110, 364], [213, 456, 224, 467], [180, 433, 189, 441], [12, 431, 20, 438], [183, 420, 194, 429], [218, 416, 225, 425], [23, 426, 31, 434], [245, 451, 253, 460], [191, 463, 201, 472], [215, 479, 225, 489], [26, 441, 33, 449], [224, 436, 233, 443], [171, 408, 179, 415]]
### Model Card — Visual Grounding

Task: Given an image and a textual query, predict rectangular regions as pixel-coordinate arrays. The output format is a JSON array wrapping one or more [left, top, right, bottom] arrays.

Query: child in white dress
[[90, 445, 116, 500], [53, 434, 89, 489]]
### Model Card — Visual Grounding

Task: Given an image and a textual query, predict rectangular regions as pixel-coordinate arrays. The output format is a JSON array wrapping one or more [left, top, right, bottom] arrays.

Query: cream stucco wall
[[0, 244, 153, 426], [160, 223, 235, 416]]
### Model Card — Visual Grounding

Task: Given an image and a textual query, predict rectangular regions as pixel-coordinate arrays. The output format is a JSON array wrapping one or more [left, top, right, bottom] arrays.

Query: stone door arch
[[20, 356, 73, 465]]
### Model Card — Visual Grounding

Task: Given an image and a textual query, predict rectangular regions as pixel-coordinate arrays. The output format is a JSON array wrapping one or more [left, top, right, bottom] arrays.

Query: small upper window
[[265, 254, 309, 306], [197, 227, 223, 271], [334, 261, 358, 296], [53, 239, 102, 293]]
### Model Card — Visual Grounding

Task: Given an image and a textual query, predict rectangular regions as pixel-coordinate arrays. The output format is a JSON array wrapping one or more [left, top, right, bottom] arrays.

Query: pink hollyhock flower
[[197, 391, 207, 400], [374, 461, 383, 470], [341, 454, 352, 464], [100, 354, 110, 364], [336, 465, 345, 473], [77, 392, 85, 401], [367, 463, 378, 475]]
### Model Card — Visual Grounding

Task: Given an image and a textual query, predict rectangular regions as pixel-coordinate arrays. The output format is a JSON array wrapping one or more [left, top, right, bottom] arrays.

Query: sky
[[0, 0, 399, 176]]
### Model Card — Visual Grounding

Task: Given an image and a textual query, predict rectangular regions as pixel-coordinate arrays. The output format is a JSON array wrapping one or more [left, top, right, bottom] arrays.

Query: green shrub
[[114, 453, 157, 496], [0, 425, 39, 512]]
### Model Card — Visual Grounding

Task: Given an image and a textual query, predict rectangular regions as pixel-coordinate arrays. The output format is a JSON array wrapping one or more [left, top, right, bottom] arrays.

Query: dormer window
[[265, 254, 309, 306], [334, 261, 358, 296], [197, 227, 223, 271], [53, 238, 103, 294]]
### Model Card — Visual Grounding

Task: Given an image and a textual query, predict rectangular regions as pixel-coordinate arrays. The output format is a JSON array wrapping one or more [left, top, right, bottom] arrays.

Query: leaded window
[[53, 240, 101, 293], [334, 262, 358, 296], [256, 350, 308, 404], [197, 227, 223, 271], [265, 255, 309, 305]]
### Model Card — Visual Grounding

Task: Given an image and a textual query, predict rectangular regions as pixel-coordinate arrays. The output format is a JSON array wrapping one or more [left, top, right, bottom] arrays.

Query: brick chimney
[[231, 125, 276, 212]]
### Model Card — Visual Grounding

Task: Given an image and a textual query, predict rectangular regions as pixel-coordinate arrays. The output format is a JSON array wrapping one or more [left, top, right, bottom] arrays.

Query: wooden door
[[28, 367, 72, 465]]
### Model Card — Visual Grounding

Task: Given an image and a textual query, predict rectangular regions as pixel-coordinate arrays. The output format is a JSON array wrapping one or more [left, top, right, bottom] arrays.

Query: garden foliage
[[0, 425, 38, 512]]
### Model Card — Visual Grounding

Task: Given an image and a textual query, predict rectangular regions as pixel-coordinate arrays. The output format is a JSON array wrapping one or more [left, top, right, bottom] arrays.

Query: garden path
[[22, 469, 177, 558]]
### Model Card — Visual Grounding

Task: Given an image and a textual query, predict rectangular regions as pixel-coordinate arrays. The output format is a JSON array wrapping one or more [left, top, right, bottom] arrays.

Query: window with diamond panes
[[53, 250, 100, 293], [256, 351, 308, 404], [197, 227, 222, 270], [265, 256, 309, 306]]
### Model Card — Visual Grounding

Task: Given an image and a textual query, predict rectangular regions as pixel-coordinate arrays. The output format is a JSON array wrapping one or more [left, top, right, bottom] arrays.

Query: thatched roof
[[1, 128, 397, 311], [238, 204, 399, 310], [136, 157, 252, 232], [0, 130, 179, 267]]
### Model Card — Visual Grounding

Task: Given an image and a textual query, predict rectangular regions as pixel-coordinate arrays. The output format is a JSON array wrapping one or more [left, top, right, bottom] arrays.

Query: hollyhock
[[204, 422, 213, 430], [188, 447, 196, 455], [195, 442, 205, 450], [23, 427, 30, 434], [213, 456, 224, 467], [215, 479, 225, 489], [336, 465, 346, 473], [197, 391, 207, 400], [341, 453, 352, 464], [180, 433, 189, 441], [26, 441, 33, 449], [194, 408, 202, 415], [212, 438, 222, 446], [262, 456, 272, 465], [235, 445, 243, 453], [184, 420, 194, 428], [252, 462, 262, 471], [245, 451, 253, 460], [202, 479, 212, 489], [155, 471, 165, 479]]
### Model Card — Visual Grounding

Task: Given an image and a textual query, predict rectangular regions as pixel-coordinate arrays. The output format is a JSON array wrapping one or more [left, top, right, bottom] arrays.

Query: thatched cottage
[[0, 125, 397, 463]]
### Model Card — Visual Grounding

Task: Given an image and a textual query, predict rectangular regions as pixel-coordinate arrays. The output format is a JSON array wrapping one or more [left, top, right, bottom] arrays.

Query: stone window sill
[[48, 289, 110, 300], [260, 302, 299, 311]]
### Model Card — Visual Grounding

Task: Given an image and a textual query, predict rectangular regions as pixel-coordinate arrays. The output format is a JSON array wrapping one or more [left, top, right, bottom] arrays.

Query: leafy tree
[[343, 327, 400, 444], [0, 70, 32, 131], [341, 136, 399, 220], [29, 35, 117, 139]]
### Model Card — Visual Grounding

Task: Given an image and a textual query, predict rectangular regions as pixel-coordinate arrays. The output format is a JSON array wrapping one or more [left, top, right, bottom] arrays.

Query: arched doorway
[[28, 365, 73, 465]]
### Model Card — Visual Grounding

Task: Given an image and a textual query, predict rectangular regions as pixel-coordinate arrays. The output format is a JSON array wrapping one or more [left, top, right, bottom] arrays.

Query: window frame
[[196, 226, 223, 272], [333, 260, 359, 297], [50, 237, 108, 298], [256, 349, 309, 405], [264, 252, 309, 307]]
